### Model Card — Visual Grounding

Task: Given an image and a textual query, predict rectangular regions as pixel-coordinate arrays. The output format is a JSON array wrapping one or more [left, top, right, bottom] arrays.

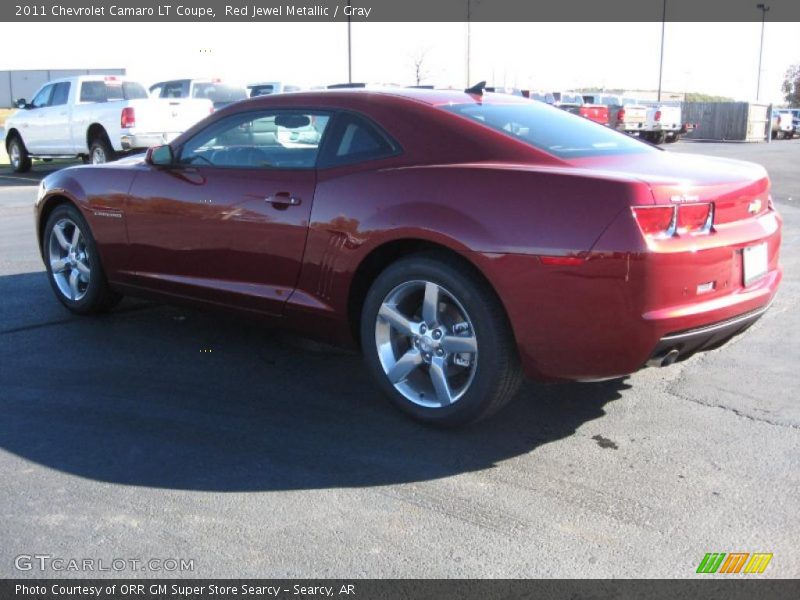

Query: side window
[[80, 81, 107, 103], [321, 114, 398, 167], [178, 110, 330, 169], [50, 82, 71, 106], [31, 85, 54, 109]]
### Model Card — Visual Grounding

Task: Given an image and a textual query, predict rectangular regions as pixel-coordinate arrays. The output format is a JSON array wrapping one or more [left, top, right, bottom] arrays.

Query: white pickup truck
[[641, 102, 683, 144], [5, 75, 213, 172]]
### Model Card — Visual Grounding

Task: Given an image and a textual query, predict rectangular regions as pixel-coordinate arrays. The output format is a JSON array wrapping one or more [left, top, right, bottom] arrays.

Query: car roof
[[231, 87, 536, 108]]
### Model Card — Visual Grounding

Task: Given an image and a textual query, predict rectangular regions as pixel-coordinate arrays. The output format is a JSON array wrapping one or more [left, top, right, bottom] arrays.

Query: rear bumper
[[119, 132, 181, 151], [647, 300, 772, 367], [472, 210, 783, 382]]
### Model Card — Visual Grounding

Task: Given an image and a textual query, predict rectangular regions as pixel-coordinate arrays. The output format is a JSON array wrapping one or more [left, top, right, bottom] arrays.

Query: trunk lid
[[571, 151, 770, 225]]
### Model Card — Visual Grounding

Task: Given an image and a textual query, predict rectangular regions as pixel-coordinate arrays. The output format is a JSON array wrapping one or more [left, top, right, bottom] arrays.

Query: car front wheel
[[43, 204, 121, 314], [361, 254, 521, 427]]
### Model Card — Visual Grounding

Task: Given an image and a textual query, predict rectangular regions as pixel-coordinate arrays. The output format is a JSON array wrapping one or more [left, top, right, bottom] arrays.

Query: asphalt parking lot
[[0, 140, 798, 578]]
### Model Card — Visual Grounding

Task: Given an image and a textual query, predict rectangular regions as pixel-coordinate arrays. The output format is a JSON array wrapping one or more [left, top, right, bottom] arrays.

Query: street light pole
[[347, 0, 352, 83], [657, 0, 666, 102], [756, 3, 770, 101], [466, 0, 471, 86]]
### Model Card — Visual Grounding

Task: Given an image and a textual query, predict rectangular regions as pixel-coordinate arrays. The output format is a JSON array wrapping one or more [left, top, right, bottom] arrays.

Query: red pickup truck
[[553, 92, 609, 125]]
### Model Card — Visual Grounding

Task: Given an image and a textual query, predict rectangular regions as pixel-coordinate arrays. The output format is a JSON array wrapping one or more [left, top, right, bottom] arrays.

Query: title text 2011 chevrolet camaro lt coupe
[[34, 88, 782, 426]]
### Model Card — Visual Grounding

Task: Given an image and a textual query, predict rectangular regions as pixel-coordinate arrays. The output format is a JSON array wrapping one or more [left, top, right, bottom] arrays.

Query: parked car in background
[[789, 109, 800, 136], [529, 91, 556, 104], [641, 102, 683, 144], [149, 78, 248, 110], [247, 82, 303, 97], [771, 110, 795, 140], [608, 97, 648, 136], [32, 88, 782, 426], [553, 92, 608, 125], [4, 76, 213, 171]]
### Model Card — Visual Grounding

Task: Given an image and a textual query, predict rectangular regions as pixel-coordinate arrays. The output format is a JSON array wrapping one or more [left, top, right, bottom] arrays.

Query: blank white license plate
[[743, 243, 768, 286]]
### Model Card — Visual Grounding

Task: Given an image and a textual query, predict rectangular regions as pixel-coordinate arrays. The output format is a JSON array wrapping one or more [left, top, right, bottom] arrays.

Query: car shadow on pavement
[[0, 162, 80, 187], [0, 272, 630, 492]]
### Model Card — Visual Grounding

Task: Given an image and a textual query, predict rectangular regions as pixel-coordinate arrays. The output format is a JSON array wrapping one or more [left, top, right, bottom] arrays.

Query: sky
[[1, 21, 798, 103]]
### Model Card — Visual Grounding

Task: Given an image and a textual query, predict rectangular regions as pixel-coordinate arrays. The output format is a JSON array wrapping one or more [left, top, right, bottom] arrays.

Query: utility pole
[[466, 1, 471, 86], [756, 3, 770, 101], [657, 0, 666, 102]]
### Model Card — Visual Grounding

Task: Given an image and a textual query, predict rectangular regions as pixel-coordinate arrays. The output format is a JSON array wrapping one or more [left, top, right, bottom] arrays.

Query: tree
[[782, 64, 800, 107], [685, 93, 734, 103], [411, 48, 430, 86]]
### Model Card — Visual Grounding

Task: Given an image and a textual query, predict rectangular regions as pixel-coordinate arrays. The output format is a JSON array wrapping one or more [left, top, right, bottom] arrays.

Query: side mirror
[[15, 98, 28, 109], [146, 144, 174, 166]]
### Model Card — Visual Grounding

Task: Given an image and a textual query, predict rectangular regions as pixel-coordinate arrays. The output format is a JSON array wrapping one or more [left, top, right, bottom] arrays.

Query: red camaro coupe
[[35, 87, 782, 426]]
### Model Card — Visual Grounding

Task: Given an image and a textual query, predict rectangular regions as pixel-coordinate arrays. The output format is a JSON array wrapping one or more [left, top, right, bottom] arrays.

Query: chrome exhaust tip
[[647, 348, 680, 368]]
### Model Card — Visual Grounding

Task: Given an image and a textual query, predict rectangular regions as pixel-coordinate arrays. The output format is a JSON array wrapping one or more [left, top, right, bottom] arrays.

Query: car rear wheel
[[43, 204, 121, 314], [8, 136, 32, 173], [361, 254, 521, 427], [89, 136, 115, 164]]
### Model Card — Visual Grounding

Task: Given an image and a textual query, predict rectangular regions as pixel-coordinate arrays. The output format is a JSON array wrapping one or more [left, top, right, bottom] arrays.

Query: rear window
[[249, 85, 274, 97], [80, 81, 148, 102], [192, 83, 247, 104], [560, 93, 583, 104], [441, 101, 655, 159]]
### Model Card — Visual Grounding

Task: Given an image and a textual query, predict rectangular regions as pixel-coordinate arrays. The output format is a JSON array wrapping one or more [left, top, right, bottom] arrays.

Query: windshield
[[441, 101, 655, 159], [192, 83, 248, 104]]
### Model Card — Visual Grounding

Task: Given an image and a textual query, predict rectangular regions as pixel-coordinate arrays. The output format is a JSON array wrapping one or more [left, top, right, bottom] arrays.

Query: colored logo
[[696, 552, 773, 574]]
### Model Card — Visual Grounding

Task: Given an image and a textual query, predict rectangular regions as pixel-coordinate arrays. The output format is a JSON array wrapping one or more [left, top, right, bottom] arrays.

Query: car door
[[123, 108, 331, 316], [19, 83, 55, 153], [40, 82, 72, 153]]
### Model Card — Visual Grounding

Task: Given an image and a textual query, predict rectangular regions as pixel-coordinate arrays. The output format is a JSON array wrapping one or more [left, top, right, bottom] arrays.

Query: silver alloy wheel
[[48, 218, 91, 301], [9, 142, 20, 169], [375, 280, 478, 408], [91, 146, 106, 164]]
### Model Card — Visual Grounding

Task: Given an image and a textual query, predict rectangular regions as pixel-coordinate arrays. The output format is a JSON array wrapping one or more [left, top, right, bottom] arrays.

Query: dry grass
[[0, 108, 15, 127]]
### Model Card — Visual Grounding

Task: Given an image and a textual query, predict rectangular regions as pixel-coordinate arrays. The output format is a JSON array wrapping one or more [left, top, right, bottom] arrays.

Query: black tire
[[89, 135, 116, 164], [651, 131, 666, 145], [361, 253, 522, 427], [42, 203, 122, 314], [7, 135, 32, 173], [664, 133, 679, 144]]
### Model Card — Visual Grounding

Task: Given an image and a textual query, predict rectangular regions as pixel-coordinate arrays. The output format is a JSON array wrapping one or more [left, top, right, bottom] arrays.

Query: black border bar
[[3, 0, 800, 22]]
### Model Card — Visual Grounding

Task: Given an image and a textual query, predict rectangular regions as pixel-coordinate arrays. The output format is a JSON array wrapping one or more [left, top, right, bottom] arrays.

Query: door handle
[[265, 192, 300, 206]]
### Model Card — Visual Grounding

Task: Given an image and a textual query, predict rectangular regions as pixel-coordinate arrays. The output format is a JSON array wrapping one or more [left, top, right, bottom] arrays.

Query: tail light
[[632, 203, 714, 239], [120, 107, 136, 129], [676, 203, 714, 234], [617, 108, 625, 121], [654, 110, 662, 122]]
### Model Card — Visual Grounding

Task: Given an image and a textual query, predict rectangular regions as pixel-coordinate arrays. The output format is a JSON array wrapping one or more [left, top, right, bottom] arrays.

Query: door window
[[178, 110, 330, 169], [50, 82, 71, 106], [31, 85, 54, 109]]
